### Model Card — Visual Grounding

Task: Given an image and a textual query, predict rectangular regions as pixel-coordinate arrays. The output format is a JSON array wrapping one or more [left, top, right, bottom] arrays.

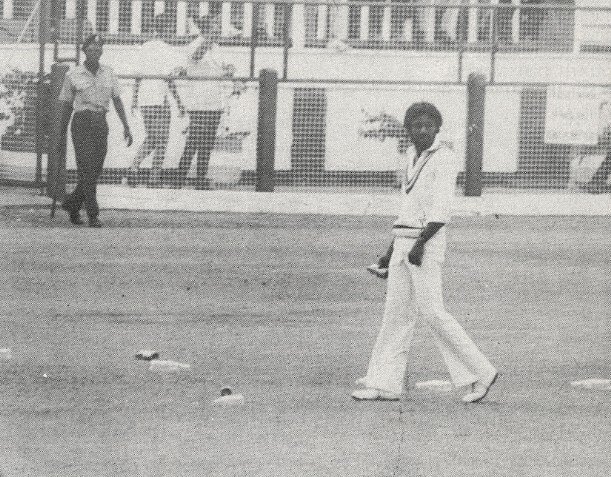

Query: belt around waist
[[74, 109, 107, 116], [392, 224, 423, 238]]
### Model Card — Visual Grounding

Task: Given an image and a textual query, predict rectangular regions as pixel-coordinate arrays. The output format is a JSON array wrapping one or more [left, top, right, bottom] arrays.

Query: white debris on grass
[[0, 348, 11, 361], [212, 394, 245, 406], [148, 360, 191, 373], [570, 378, 611, 390], [415, 380, 453, 393]]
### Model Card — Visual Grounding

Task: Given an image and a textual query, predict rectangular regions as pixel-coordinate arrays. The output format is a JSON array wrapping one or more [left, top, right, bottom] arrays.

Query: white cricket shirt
[[393, 137, 460, 261], [135, 39, 177, 106], [176, 40, 228, 111]]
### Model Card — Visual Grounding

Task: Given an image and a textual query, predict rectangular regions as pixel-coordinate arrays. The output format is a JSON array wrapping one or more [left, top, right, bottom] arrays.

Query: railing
[[1, 0, 609, 53]]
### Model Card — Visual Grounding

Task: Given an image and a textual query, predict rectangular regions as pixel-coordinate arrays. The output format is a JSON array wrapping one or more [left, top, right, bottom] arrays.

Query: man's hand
[[408, 240, 425, 266], [124, 128, 133, 147], [378, 252, 391, 269], [178, 104, 186, 117]]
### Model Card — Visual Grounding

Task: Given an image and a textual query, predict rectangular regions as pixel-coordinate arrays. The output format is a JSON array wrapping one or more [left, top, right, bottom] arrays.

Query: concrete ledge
[[95, 186, 611, 217], [1, 186, 608, 216]]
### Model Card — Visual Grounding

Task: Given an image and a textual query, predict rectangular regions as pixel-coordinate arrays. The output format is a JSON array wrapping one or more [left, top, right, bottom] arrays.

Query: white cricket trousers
[[361, 240, 496, 395]]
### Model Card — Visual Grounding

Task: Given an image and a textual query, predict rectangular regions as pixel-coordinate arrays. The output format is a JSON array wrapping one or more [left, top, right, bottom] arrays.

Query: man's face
[[407, 113, 439, 151], [84, 42, 103, 62]]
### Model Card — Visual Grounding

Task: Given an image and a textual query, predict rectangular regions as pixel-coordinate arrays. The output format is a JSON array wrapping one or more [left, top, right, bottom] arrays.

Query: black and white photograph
[[0, 0, 610, 475]]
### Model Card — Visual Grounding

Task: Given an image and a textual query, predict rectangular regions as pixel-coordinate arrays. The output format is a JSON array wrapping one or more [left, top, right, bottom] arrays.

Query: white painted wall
[[2, 44, 608, 86]]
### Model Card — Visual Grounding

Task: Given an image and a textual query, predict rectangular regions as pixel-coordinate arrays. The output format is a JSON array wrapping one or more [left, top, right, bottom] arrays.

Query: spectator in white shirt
[[126, 13, 185, 188], [171, 15, 235, 190], [353, 102, 498, 404]]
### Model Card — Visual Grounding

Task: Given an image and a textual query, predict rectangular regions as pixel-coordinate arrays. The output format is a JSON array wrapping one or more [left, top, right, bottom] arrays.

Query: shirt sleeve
[[57, 73, 74, 103], [426, 148, 459, 224], [109, 69, 121, 98]]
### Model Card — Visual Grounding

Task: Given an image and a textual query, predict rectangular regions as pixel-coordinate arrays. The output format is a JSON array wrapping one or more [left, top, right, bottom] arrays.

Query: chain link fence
[[0, 0, 609, 195]]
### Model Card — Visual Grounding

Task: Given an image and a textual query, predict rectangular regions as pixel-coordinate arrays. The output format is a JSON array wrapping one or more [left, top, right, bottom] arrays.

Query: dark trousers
[[588, 150, 611, 191], [63, 111, 108, 219], [176, 110, 222, 187]]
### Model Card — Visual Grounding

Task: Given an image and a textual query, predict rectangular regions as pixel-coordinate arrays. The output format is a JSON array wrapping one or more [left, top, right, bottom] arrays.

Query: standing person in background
[[173, 15, 235, 190], [59, 34, 133, 228], [353, 102, 498, 403], [126, 13, 185, 188]]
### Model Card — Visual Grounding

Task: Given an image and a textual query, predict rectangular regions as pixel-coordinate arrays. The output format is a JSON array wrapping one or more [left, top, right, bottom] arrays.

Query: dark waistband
[[74, 109, 107, 116]]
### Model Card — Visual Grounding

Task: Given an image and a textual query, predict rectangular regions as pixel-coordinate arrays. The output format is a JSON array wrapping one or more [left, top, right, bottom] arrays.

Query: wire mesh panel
[[0, 0, 41, 184], [274, 80, 467, 193], [60, 76, 259, 191], [0, 0, 609, 195], [482, 83, 611, 193]]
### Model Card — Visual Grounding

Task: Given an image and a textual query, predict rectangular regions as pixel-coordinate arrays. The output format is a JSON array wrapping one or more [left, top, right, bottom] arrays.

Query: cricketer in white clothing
[[353, 102, 498, 404], [127, 13, 185, 187], [174, 15, 235, 189]]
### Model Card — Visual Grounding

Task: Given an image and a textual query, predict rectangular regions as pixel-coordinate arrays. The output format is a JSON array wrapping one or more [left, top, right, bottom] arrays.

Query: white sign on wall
[[325, 85, 467, 171], [544, 85, 606, 145]]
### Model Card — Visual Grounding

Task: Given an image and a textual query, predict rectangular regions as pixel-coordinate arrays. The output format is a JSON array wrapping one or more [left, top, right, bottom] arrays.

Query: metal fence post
[[256, 69, 278, 192], [465, 73, 486, 197], [46, 63, 69, 201]]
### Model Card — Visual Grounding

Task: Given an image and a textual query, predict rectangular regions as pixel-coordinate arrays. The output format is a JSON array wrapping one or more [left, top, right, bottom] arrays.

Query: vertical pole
[[490, 5, 498, 84], [132, 0, 142, 34], [282, 3, 291, 79], [256, 69, 278, 192], [75, 0, 85, 64], [87, 0, 97, 30], [465, 73, 485, 197], [3, 0, 14, 19], [243, 3, 253, 39], [51, 0, 59, 62], [291, 2, 304, 49], [249, 3, 259, 78], [360, 5, 369, 40], [381, 3, 391, 41], [457, 4, 466, 83], [47, 63, 70, 201], [220, 2, 231, 37], [36, 0, 51, 188]]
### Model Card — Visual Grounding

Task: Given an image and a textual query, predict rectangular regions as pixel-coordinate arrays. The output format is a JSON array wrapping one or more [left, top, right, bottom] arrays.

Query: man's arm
[[112, 96, 133, 146], [378, 240, 394, 268], [57, 101, 73, 158], [408, 222, 445, 267], [167, 79, 186, 116]]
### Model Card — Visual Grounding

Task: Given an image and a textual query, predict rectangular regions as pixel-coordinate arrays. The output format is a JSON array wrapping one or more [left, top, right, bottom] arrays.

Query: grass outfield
[[0, 207, 610, 477]]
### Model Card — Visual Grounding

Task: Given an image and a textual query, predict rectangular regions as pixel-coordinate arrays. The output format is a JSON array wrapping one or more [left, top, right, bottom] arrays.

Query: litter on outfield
[[0, 348, 11, 361], [148, 360, 191, 373], [212, 387, 245, 406], [570, 379, 611, 391], [135, 349, 160, 361], [414, 380, 453, 393], [212, 394, 245, 406]]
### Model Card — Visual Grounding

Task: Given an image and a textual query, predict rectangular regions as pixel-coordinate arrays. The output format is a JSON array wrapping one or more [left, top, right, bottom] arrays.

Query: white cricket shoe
[[366, 263, 388, 279], [351, 388, 400, 401], [462, 372, 499, 403]]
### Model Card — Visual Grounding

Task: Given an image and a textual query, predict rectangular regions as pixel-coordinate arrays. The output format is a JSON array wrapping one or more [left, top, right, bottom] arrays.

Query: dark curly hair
[[403, 102, 443, 129]]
